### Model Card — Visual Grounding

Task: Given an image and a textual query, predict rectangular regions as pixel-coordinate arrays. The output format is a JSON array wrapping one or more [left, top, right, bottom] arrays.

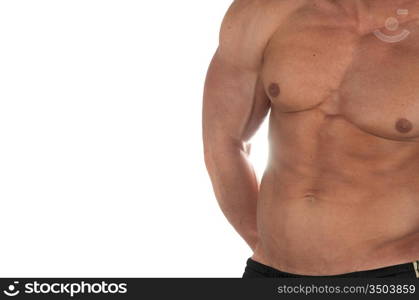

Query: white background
[[0, 0, 269, 277]]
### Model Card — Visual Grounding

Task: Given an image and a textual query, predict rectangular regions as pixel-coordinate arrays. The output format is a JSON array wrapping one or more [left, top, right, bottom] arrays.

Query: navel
[[395, 118, 413, 133], [307, 195, 316, 203], [268, 83, 280, 98]]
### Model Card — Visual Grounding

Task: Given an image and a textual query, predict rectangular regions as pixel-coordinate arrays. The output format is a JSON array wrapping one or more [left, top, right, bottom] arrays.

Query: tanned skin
[[203, 0, 419, 275]]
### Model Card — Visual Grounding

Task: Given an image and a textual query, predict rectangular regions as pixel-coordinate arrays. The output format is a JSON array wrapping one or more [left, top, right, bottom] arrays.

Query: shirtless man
[[203, 0, 419, 277]]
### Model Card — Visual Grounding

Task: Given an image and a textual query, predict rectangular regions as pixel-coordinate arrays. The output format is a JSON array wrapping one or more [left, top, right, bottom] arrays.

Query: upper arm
[[203, 0, 277, 149]]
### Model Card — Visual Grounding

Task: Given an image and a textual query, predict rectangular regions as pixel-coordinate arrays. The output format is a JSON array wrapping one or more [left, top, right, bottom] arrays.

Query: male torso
[[204, 0, 419, 276], [253, 0, 419, 275]]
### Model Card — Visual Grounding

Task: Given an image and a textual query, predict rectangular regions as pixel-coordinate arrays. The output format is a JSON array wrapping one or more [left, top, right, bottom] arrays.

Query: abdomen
[[256, 109, 419, 275]]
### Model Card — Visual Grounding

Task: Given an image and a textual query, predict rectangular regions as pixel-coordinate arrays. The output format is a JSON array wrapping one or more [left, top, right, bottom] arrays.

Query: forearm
[[204, 139, 260, 251]]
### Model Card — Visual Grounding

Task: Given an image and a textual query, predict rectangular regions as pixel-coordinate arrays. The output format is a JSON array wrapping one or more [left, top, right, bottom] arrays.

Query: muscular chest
[[262, 11, 419, 140]]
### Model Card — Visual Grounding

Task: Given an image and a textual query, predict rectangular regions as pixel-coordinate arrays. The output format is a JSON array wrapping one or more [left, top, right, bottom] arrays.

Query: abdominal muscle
[[251, 112, 419, 276]]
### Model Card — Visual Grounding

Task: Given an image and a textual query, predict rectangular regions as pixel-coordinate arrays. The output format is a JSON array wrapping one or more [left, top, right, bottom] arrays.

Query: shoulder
[[224, 0, 300, 17], [220, 0, 301, 39], [218, 0, 305, 69]]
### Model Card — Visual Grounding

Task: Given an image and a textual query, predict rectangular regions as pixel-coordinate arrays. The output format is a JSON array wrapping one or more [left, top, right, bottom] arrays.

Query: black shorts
[[242, 258, 419, 278]]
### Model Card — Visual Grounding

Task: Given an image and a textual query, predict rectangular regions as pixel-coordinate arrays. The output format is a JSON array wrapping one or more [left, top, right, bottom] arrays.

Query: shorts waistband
[[246, 258, 419, 278]]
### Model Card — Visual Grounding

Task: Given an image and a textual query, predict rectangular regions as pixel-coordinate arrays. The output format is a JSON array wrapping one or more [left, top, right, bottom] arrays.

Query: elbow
[[203, 140, 217, 172], [203, 135, 249, 170]]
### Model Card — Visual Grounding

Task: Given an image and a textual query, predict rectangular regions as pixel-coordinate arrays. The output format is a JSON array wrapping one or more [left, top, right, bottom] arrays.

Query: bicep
[[202, 49, 271, 147], [203, 0, 274, 148]]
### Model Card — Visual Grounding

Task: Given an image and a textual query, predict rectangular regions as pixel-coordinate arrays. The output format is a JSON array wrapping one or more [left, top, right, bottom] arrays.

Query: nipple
[[268, 83, 280, 98], [395, 118, 413, 133]]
